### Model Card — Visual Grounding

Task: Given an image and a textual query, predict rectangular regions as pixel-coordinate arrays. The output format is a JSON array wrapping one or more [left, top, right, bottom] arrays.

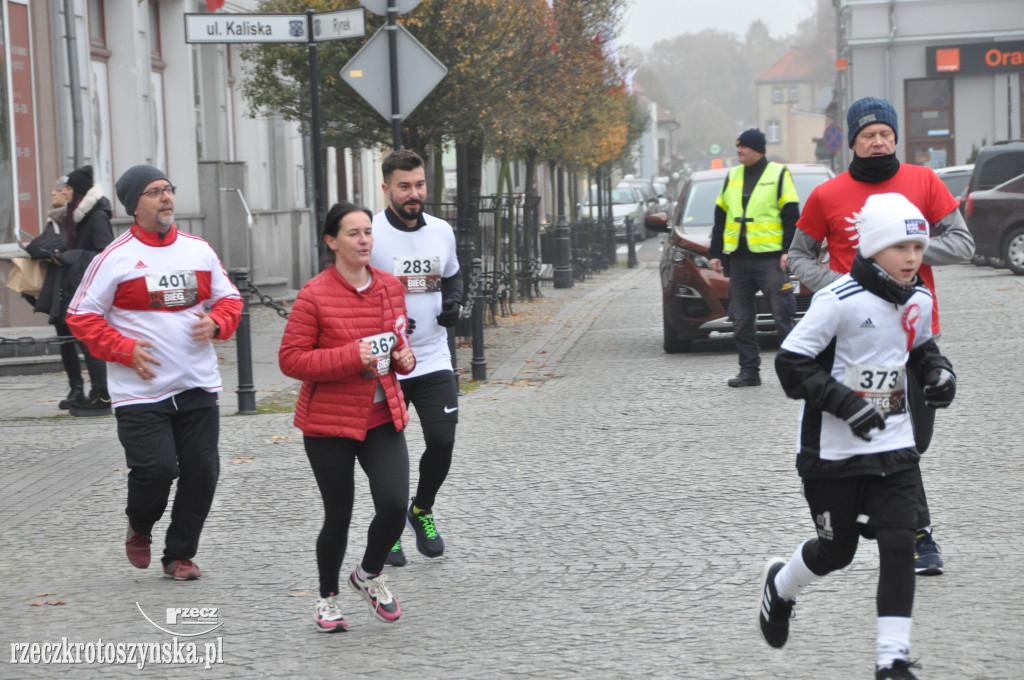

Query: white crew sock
[[356, 564, 376, 581], [774, 539, 821, 601], [877, 616, 912, 668]]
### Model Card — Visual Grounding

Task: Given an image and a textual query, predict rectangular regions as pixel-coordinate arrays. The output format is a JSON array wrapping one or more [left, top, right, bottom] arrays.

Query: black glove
[[922, 367, 956, 408], [837, 393, 886, 441], [436, 299, 461, 328], [406, 317, 416, 336]]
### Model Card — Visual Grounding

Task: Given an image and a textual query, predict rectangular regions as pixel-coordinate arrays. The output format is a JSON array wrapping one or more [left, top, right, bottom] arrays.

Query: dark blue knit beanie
[[736, 128, 766, 154], [847, 97, 898, 147]]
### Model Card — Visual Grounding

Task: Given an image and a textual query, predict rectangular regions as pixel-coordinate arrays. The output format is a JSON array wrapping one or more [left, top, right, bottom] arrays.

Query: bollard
[[626, 216, 637, 268], [231, 269, 258, 415], [470, 258, 487, 381]]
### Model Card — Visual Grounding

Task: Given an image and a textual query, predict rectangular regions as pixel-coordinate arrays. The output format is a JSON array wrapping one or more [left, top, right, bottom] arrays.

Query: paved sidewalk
[[2, 261, 1023, 679]]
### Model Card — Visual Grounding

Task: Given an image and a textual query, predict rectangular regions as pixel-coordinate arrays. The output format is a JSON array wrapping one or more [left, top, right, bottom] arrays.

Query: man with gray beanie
[[66, 165, 243, 581], [709, 128, 800, 387], [788, 95, 975, 577]]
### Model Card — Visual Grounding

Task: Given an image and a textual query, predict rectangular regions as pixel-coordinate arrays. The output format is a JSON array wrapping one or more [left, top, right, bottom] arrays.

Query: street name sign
[[312, 8, 365, 42], [185, 13, 309, 43]]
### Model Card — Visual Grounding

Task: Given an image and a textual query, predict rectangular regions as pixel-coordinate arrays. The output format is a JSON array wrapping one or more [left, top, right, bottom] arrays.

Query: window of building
[[87, 0, 114, 200], [149, 1, 167, 172], [767, 119, 781, 144], [1020, 73, 1024, 140], [0, 4, 16, 240], [788, 86, 799, 102], [148, 0, 162, 58], [772, 87, 782, 104], [88, 0, 105, 48], [905, 78, 954, 168]]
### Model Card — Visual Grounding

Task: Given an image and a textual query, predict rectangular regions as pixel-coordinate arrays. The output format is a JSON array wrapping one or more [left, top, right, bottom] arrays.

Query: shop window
[[905, 78, 954, 164]]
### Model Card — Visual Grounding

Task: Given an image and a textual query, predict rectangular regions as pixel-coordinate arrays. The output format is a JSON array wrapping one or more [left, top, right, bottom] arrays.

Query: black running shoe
[[407, 505, 444, 558], [384, 540, 407, 567], [876, 659, 921, 679], [914, 530, 943, 576], [758, 558, 795, 648]]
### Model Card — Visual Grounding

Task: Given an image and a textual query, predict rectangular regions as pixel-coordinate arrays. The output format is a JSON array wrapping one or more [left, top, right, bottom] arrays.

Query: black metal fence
[[423, 195, 618, 312]]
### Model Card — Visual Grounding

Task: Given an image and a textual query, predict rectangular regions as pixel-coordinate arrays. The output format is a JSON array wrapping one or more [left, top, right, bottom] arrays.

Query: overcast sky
[[619, 0, 817, 51]]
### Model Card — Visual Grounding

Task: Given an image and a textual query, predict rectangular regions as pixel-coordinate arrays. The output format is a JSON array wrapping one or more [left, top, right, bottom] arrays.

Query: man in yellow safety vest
[[709, 128, 800, 387]]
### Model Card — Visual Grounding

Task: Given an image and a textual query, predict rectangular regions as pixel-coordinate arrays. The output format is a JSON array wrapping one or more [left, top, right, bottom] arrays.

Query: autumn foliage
[[240, 0, 639, 167]]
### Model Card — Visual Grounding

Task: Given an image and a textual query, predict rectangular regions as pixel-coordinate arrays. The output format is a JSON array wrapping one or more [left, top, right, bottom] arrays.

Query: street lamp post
[[553, 164, 573, 288]]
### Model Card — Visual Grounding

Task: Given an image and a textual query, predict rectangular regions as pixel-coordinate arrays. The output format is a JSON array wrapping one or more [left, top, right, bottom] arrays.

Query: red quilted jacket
[[279, 265, 413, 439]]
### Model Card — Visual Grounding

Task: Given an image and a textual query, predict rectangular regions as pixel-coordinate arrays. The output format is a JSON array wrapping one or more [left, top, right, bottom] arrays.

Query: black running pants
[[304, 423, 409, 597]]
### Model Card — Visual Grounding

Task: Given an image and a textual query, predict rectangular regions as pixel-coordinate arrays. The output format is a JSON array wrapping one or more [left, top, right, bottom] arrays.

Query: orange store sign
[[928, 41, 1024, 76]]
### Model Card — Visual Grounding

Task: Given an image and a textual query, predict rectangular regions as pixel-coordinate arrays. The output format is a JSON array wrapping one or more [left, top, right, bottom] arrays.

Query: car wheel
[[663, 318, 692, 353], [1002, 226, 1024, 275]]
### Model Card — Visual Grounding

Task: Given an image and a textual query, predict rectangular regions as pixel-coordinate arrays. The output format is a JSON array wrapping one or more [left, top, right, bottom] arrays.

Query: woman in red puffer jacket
[[279, 201, 416, 633]]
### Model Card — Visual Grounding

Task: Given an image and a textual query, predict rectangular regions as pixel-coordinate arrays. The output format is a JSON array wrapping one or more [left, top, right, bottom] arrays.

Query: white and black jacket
[[775, 254, 953, 478]]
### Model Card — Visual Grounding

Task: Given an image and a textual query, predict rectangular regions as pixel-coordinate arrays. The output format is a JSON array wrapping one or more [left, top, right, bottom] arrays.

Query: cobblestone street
[[1, 260, 1021, 679]]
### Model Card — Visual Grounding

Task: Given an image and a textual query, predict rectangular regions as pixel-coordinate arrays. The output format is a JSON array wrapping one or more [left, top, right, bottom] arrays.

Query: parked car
[[645, 163, 834, 353], [932, 163, 973, 216], [964, 140, 1024, 273], [651, 180, 671, 212], [618, 177, 662, 238], [580, 183, 647, 242]]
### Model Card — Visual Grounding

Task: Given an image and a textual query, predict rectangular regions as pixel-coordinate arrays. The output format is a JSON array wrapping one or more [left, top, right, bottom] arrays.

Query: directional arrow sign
[[340, 23, 447, 123], [312, 8, 365, 42], [184, 13, 308, 43]]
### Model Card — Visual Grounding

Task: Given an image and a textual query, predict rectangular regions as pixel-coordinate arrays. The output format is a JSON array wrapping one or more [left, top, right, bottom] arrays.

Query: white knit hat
[[856, 193, 929, 258]]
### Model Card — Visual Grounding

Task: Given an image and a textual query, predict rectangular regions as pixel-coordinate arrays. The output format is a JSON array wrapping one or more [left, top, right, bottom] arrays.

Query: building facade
[[756, 47, 830, 164], [833, 0, 1024, 168], [0, 0, 387, 329]]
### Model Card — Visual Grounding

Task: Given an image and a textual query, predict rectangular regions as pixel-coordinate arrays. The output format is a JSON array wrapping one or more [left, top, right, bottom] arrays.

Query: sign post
[[185, 7, 365, 270], [339, 0, 444, 150]]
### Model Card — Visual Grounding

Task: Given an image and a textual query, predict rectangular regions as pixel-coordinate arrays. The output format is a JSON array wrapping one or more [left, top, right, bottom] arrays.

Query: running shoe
[[163, 559, 202, 580], [125, 524, 152, 569], [348, 570, 400, 623], [876, 659, 921, 679], [314, 594, 348, 633], [757, 557, 795, 648], [407, 505, 445, 558], [914, 530, 943, 576], [384, 540, 407, 567]]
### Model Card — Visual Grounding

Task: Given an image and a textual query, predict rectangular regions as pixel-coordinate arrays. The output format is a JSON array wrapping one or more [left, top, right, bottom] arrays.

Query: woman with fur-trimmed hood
[[28, 165, 114, 413]]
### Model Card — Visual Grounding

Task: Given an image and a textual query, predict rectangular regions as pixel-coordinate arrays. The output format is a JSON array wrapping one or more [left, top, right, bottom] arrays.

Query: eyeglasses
[[140, 185, 177, 199]]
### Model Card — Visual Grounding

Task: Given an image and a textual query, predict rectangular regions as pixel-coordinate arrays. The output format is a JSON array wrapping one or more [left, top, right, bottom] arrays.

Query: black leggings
[[801, 528, 916, 617], [53, 318, 106, 389], [906, 363, 935, 527], [304, 424, 409, 597]]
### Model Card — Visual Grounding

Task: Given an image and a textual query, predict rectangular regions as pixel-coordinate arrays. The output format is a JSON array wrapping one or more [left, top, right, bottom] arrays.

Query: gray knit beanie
[[116, 165, 169, 217]]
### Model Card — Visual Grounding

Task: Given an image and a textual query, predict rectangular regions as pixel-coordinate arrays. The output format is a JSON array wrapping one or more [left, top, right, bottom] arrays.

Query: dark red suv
[[645, 164, 833, 353], [965, 140, 1024, 275]]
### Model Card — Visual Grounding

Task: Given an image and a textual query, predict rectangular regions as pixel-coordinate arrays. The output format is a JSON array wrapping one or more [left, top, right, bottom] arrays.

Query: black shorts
[[399, 369, 459, 423], [802, 466, 919, 540]]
